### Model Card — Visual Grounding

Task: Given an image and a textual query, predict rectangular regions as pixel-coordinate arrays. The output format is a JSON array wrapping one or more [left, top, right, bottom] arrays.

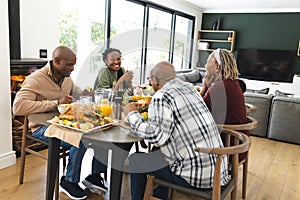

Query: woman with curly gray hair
[[200, 48, 249, 160]]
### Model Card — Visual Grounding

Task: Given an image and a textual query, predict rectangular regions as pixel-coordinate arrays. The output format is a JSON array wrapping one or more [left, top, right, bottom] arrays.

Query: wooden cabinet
[[197, 30, 236, 52]]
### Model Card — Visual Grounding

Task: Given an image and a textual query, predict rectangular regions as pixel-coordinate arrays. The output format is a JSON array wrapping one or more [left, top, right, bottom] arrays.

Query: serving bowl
[[57, 104, 71, 114]]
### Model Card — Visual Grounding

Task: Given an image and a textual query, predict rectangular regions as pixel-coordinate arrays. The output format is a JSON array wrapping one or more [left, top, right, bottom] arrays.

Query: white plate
[[47, 120, 119, 133]]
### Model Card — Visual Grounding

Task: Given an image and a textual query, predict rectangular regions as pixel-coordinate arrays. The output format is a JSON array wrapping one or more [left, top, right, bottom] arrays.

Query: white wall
[[20, 0, 60, 59], [0, 0, 16, 169], [0, 0, 60, 170]]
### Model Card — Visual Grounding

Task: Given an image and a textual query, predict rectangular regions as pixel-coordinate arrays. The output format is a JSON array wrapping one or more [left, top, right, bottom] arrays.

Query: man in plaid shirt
[[124, 61, 228, 200]]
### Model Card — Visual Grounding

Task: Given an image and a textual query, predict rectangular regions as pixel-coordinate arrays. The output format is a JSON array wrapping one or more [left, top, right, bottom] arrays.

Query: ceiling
[[182, 0, 300, 13]]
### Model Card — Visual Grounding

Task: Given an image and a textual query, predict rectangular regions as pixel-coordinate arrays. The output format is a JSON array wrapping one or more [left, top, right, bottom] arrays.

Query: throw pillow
[[176, 73, 188, 82], [274, 90, 293, 97], [246, 88, 269, 94], [176, 70, 203, 83]]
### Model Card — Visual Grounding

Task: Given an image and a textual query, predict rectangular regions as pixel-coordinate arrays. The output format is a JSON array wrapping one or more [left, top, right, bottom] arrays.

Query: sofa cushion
[[274, 90, 293, 97], [244, 92, 273, 137], [267, 96, 300, 145], [176, 70, 203, 84]]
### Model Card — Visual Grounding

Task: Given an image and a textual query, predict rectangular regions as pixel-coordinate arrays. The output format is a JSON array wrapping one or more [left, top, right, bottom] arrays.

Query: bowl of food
[[57, 104, 71, 114]]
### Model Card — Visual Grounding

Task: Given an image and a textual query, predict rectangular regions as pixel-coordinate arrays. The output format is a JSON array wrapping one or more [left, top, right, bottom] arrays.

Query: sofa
[[176, 69, 204, 85], [244, 92, 273, 138], [244, 91, 300, 145], [176, 70, 300, 145], [268, 96, 300, 144]]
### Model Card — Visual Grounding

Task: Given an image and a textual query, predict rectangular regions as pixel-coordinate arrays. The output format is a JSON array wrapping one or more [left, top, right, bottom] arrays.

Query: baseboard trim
[[0, 151, 16, 169]]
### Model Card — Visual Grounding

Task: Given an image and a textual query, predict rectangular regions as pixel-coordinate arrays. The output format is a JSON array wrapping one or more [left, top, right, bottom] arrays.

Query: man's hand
[[58, 95, 74, 104], [124, 102, 138, 116], [83, 87, 93, 96]]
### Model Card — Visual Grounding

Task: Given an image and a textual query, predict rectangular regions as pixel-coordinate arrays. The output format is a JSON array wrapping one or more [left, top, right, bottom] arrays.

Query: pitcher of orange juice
[[100, 99, 113, 117]]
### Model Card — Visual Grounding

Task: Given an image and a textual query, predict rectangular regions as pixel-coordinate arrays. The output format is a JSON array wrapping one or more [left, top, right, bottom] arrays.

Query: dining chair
[[245, 103, 257, 115], [217, 116, 258, 199], [143, 128, 251, 200], [19, 115, 69, 200]]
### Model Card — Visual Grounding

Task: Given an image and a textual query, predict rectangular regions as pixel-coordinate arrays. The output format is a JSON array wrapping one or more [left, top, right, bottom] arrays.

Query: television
[[236, 49, 292, 82]]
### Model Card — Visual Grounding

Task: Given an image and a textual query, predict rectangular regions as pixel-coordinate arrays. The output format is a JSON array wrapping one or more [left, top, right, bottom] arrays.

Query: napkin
[[45, 124, 83, 148]]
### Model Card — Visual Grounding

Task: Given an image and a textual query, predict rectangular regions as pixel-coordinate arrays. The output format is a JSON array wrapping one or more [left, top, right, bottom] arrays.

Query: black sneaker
[[82, 173, 108, 195], [60, 176, 87, 200]]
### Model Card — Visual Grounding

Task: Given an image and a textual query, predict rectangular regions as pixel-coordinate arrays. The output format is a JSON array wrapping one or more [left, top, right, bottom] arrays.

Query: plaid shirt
[[126, 78, 228, 188]]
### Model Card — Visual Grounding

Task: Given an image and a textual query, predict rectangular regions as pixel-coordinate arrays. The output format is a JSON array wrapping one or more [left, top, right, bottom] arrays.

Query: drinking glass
[[94, 89, 104, 105], [112, 103, 121, 121], [79, 95, 92, 105], [94, 89, 113, 104], [100, 99, 113, 117]]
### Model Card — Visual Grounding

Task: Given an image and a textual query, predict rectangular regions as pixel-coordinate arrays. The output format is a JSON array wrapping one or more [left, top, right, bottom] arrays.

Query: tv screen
[[237, 49, 292, 82]]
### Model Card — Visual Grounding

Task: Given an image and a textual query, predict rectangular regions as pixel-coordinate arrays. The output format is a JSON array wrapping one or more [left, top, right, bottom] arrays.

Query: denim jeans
[[128, 149, 192, 200], [33, 126, 107, 183]]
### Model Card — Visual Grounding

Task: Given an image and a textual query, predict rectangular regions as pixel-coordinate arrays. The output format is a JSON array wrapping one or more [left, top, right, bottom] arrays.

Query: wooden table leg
[[82, 136, 134, 200], [46, 137, 60, 200], [109, 143, 133, 200]]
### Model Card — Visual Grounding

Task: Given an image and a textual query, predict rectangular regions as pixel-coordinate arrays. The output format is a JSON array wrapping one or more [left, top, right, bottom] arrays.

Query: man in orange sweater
[[13, 46, 107, 199]]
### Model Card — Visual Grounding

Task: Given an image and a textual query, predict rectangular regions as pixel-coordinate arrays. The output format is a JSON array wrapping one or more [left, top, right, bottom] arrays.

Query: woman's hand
[[204, 72, 219, 88], [200, 75, 214, 97], [115, 70, 134, 90], [122, 70, 134, 81]]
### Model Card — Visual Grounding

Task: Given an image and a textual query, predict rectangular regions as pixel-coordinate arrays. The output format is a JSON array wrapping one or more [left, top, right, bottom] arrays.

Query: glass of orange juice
[[100, 99, 113, 117]]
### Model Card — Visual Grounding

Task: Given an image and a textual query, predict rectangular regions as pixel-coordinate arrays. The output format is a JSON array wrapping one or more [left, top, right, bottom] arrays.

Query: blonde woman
[[200, 49, 248, 160]]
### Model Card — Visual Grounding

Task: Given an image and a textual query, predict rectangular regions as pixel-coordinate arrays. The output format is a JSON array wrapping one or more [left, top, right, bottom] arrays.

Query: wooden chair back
[[217, 116, 258, 131], [245, 103, 257, 115], [143, 128, 251, 200], [195, 128, 250, 200], [216, 115, 257, 199], [19, 115, 69, 200]]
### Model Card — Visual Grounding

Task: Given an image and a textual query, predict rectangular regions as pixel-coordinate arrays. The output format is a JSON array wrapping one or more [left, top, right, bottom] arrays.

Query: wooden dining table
[[28, 111, 141, 200]]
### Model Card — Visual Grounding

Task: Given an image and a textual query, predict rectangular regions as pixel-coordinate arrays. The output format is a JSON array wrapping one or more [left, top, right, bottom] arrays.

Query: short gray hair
[[152, 61, 176, 84]]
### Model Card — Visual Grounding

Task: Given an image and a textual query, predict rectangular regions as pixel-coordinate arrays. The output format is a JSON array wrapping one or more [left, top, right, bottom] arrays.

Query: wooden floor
[[0, 136, 299, 200]]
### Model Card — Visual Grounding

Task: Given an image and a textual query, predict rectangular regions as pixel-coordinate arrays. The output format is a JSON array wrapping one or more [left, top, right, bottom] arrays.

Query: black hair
[[102, 48, 122, 63]]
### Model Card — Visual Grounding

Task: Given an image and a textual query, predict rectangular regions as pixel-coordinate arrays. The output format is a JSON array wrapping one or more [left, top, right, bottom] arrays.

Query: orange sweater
[[13, 62, 83, 131]]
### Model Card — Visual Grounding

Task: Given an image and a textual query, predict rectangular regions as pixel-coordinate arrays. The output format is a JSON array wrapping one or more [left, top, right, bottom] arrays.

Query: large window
[[173, 15, 194, 70], [144, 7, 172, 80], [59, 0, 106, 88], [59, 0, 195, 87], [110, 0, 144, 86]]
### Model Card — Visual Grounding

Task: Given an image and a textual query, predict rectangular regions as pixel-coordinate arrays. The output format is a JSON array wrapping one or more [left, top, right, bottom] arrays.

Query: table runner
[[45, 125, 83, 147]]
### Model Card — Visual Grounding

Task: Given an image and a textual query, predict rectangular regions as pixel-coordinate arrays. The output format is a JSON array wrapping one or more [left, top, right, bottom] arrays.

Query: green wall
[[199, 13, 300, 82]]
